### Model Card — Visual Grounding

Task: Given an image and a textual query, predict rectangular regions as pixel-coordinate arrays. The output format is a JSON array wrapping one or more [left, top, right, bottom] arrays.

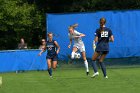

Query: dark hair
[[99, 17, 106, 33], [100, 17, 106, 24]]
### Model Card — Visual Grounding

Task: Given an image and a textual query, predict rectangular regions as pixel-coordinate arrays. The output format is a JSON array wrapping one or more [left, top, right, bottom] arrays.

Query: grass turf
[[0, 67, 140, 93]]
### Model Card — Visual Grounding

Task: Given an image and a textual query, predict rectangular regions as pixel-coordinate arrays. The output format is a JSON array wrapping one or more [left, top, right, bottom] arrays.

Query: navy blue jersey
[[46, 40, 57, 56], [95, 27, 113, 51]]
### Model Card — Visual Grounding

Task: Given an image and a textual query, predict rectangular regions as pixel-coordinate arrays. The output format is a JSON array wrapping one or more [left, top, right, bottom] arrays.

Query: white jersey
[[68, 30, 85, 52], [68, 30, 84, 45]]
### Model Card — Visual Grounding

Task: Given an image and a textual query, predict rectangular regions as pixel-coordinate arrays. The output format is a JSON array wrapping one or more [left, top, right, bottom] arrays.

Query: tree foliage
[[1, 0, 140, 50], [0, 0, 43, 49]]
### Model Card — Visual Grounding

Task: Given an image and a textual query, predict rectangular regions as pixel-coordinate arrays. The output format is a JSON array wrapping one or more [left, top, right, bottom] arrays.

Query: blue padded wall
[[0, 50, 47, 72], [47, 10, 140, 59]]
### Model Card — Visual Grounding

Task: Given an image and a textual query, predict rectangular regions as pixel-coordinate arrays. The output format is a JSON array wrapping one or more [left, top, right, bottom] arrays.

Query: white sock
[[84, 60, 89, 72], [71, 52, 75, 59]]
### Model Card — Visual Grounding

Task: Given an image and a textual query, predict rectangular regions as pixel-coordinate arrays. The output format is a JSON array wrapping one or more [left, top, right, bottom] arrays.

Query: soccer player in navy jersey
[[91, 18, 114, 78], [38, 33, 60, 77]]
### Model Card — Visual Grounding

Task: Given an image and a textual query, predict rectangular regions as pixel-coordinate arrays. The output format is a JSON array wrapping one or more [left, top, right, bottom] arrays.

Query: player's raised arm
[[54, 41, 60, 54], [80, 33, 85, 37], [74, 33, 85, 38]]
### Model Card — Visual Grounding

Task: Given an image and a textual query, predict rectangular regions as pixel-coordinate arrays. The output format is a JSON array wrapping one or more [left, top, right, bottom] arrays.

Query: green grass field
[[0, 67, 140, 93]]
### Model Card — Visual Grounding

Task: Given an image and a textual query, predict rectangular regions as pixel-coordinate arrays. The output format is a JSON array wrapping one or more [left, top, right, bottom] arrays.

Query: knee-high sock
[[92, 60, 98, 73], [48, 68, 52, 76], [71, 52, 75, 59], [99, 62, 107, 77], [84, 60, 89, 72]]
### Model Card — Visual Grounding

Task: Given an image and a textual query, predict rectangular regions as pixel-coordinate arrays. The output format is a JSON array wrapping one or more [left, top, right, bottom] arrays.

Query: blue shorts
[[46, 54, 58, 61], [96, 51, 109, 54]]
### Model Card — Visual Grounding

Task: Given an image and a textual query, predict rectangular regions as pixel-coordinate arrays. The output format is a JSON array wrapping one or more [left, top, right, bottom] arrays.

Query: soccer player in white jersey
[[68, 24, 89, 76]]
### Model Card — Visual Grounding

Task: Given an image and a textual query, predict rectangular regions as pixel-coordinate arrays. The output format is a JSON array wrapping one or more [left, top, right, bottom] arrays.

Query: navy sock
[[92, 60, 98, 73], [99, 62, 106, 77], [48, 68, 52, 76]]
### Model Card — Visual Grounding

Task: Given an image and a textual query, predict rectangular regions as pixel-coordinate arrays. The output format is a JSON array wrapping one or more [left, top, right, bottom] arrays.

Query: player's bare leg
[[69, 47, 78, 64], [92, 52, 100, 60], [81, 51, 89, 75], [47, 59, 52, 77], [52, 61, 57, 70], [71, 47, 78, 59]]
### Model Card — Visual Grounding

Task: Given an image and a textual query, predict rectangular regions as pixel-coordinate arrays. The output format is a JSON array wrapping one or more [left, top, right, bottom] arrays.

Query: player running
[[38, 32, 60, 77], [91, 18, 114, 78], [68, 24, 89, 76]]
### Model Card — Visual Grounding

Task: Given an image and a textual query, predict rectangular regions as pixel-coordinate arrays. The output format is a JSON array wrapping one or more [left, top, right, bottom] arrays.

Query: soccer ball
[[74, 52, 81, 59]]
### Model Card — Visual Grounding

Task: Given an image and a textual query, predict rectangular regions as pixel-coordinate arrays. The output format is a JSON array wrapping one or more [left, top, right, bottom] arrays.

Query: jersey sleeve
[[94, 29, 99, 37], [74, 30, 82, 36]]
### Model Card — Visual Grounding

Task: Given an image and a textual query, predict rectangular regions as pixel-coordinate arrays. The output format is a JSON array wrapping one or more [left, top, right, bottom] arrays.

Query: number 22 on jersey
[[101, 31, 108, 37]]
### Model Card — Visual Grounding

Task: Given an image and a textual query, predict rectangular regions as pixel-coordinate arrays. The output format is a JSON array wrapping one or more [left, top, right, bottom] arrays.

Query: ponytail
[[68, 23, 78, 29]]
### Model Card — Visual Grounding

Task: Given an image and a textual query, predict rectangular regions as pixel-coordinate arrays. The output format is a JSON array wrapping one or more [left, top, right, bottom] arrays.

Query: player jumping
[[91, 18, 114, 78], [38, 32, 60, 77], [68, 24, 89, 76]]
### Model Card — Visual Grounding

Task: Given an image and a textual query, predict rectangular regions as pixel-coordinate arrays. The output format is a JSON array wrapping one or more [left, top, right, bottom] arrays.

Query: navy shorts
[[46, 54, 58, 61], [96, 51, 109, 54]]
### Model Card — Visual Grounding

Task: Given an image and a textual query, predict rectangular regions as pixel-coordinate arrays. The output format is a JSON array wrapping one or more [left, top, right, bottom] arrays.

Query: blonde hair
[[68, 23, 78, 29]]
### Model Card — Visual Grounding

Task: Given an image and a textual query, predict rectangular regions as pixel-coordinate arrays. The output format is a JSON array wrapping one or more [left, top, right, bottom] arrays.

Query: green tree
[[0, 0, 43, 50], [1, 0, 140, 50]]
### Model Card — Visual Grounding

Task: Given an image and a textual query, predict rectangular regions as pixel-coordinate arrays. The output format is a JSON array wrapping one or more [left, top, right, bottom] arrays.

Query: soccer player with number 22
[[91, 18, 114, 78]]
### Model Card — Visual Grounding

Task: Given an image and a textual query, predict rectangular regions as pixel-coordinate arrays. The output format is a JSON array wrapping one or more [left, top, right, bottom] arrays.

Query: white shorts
[[73, 43, 85, 52]]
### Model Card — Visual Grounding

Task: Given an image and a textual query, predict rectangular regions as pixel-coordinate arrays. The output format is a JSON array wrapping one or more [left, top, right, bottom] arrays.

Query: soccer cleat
[[104, 76, 108, 79], [86, 72, 89, 76], [91, 72, 99, 78]]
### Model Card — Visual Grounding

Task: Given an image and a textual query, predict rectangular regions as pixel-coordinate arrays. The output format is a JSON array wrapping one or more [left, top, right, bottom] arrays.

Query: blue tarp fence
[[0, 50, 47, 72], [47, 10, 140, 59]]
